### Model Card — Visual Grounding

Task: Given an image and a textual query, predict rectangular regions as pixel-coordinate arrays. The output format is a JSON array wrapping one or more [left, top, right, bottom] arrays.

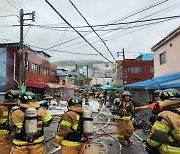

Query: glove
[[53, 138, 60, 148], [53, 134, 63, 148]]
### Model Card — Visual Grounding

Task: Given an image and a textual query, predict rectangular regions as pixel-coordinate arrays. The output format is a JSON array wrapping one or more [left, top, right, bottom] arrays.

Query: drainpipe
[[14, 52, 19, 84]]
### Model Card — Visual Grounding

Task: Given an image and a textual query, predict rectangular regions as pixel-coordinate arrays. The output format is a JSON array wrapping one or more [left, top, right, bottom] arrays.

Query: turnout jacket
[[55, 106, 83, 146], [114, 99, 134, 121], [11, 102, 52, 146], [146, 100, 180, 154], [0, 100, 18, 135]]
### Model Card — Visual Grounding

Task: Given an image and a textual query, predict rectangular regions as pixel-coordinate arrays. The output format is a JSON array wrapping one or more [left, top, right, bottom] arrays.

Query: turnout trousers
[[10, 143, 46, 154], [0, 134, 14, 154], [115, 119, 134, 143], [61, 144, 84, 154]]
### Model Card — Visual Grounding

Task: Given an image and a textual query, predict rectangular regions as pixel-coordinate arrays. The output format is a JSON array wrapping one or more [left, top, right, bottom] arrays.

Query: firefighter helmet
[[19, 91, 36, 103], [153, 90, 163, 97], [122, 91, 131, 97], [159, 89, 180, 100], [67, 97, 82, 107], [4, 90, 19, 101]]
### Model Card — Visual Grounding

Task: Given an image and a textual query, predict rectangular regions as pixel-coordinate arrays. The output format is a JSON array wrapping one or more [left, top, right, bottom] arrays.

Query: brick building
[[0, 43, 57, 92], [114, 53, 154, 84]]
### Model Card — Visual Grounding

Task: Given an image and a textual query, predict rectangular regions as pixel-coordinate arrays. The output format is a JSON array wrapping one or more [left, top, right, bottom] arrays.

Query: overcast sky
[[0, 0, 180, 63]]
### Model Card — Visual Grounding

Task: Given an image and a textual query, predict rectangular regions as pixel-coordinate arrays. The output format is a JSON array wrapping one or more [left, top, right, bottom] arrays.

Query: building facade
[[152, 26, 180, 77], [114, 54, 154, 84], [0, 43, 57, 92]]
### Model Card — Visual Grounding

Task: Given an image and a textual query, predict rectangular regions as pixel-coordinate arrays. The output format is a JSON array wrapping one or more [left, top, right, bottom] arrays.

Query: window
[[128, 67, 142, 73], [43, 68, 49, 76], [52, 71, 56, 77], [150, 66, 154, 73], [32, 63, 40, 74], [159, 51, 167, 65]]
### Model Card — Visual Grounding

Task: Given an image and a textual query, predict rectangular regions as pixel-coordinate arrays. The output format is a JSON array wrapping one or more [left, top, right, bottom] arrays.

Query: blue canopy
[[100, 84, 113, 89], [125, 72, 180, 90]]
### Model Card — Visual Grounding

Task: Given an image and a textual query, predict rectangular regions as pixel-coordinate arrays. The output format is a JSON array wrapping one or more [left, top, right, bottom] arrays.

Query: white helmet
[[122, 91, 131, 97]]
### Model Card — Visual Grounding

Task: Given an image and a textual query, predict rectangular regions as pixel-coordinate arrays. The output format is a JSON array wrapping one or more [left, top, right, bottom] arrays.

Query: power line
[[0, 15, 17, 17], [68, 0, 116, 61], [105, 17, 180, 41], [60, 1, 180, 51], [66, 17, 179, 52], [7, 0, 19, 10], [27, 44, 99, 55], [44, 0, 115, 66], [44, 0, 170, 50], [32, 15, 180, 32]]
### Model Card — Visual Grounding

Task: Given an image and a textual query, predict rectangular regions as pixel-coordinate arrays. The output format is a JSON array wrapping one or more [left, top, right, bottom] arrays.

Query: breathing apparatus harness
[[14, 107, 44, 142]]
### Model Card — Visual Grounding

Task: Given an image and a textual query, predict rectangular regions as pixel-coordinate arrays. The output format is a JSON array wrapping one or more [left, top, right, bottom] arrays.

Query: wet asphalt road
[[44, 99, 149, 154]]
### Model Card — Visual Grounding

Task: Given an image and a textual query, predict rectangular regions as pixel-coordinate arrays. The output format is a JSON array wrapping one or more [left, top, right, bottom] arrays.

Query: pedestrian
[[53, 97, 84, 154], [113, 91, 134, 145], [54, 90, 62, 106], [10, 91, 53, 154], [0, 90, 19, 154], [146, 88, 180, 154]]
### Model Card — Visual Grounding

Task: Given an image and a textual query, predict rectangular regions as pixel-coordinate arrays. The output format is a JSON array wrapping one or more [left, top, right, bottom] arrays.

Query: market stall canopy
[[100, 84, 113, 89], [47, 82, 62, 88], [112, 83, 124, 88], [124, 72, 180, 90], [26, 81, 47, 88]]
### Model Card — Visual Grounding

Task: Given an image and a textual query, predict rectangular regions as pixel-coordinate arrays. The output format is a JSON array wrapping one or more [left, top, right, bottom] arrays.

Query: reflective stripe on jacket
[[55, 106, 83, 146], [147, 104, 180, 154], [114, 115, 131, 120], [11, 102, 52, 145], [0, 106, 8, 133]]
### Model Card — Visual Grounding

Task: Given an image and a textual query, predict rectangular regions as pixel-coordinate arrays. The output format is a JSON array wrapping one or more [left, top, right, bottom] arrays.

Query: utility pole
[[19, 9, 25, 93], [117, 48, 127, 85], [86, 65, 89, 85], [19, 9, 35, 93], [75, 64, 78, 72]]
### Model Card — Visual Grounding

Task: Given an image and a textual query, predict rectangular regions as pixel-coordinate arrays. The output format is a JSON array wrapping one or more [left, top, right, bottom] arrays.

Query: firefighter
[[10, 91, 53, 154], [78, 90, 84, 100], [53, 97, 84, 154], [84, 90, 90, 106], [97, 90, 104, 112], [54, 90, 62, 106], [135, 90, 162, 111], [103, 90, 108, 105], [113, 91, 134, 145], [43, 91, 52, 107], [135, 90, 163, 125], [146, 88, 180, 154], [0, 90, 19, 154]]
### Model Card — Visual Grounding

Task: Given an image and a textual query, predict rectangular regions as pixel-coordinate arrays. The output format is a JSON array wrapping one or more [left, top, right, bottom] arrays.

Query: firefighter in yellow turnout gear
[[54, 97, 84, 154], [78, 90, 84, 100], [55, 90, 62, 106], [0, 90, 19, 154], [84, 90, 90, 106], [10, 92, 53, 154], [97, 90, 104, 112], [146, 89, 180, 154], [113, 91, 134, 145]]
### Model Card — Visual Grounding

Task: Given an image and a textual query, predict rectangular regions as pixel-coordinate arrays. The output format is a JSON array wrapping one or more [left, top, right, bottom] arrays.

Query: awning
[[26, 81, 47, 88], [47, 82, 61, 88], [125, 72, 180, 90]]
